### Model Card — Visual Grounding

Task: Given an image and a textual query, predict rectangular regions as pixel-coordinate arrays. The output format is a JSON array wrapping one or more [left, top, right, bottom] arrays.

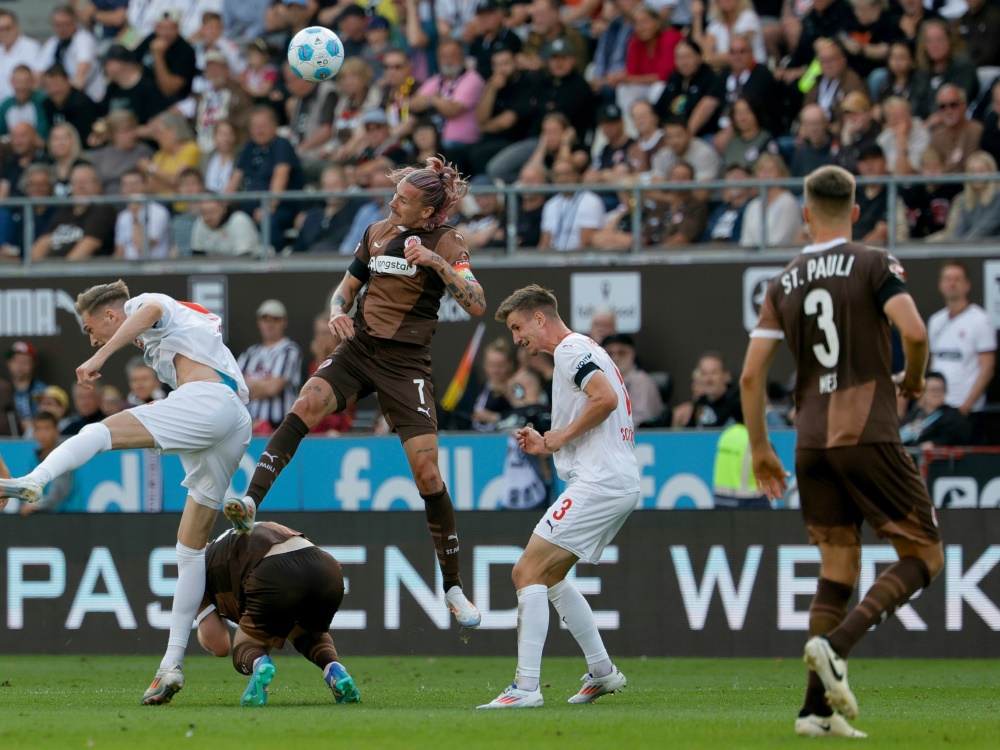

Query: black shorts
[[796, 443, 941, 548], [311, 330, 437, 442], [240, 546, 344, 649]]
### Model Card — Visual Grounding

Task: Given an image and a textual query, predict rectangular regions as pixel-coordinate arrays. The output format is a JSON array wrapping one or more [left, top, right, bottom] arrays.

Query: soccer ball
[[287, 26, 345, 83]]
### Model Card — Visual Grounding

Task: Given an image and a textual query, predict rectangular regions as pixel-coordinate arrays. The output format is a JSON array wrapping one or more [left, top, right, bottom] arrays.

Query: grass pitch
[[0, 655, 995, 749]]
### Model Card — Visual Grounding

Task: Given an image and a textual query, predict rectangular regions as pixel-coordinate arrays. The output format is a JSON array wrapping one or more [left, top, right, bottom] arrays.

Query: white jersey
[[928, 303, 996, 413], [551, 332, 639, 492], [124, 293, 250, 404]]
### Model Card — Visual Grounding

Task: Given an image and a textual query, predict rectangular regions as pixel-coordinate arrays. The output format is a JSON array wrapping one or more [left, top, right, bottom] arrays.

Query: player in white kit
[[0, 280, 252, 705], [479, 284, 641, 709]]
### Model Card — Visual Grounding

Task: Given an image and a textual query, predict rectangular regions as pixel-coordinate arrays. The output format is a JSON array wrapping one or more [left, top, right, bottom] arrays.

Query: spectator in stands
[[803, 39, 867, 138], [90, 110, 154, 195], [407, 117, 446, 166], [171, 168, 205, 257], [466, 0, 522, 79], [894, 0, 941, 46], [0, 123, 47, 201], [238, 299, 303, 434], [646, 161, 711, 245], [139, 111, 201, 196], [39, 6, 102, 102], [900, 147, 959, 238], [688, 33, 778, 141], [587, 309, 617, 349], [410, 38, 485, 148], [521, 0, 589, 72], [100, 386, 124, 417], [241, 38, 280, 100], [379, 47, 421, 139], [775, 0, 856, 84], [981, 79, 1000, 167], [17, 411, 73, 514], [0, 66, 49, 138], [852, 144, 908, 245], [352, 109, 410, 184], [4, 342, 45, 435], [194, 50, 253, 155], [306, 312, 354, 434], [125, 356, 166, 408], [626, 99, 666, 174], [472, 45, 542, 176], [0, 10, 41, 102], [917, 19, 979, 113], [224, 0, 270, 43], [721, 95, 779, 171], [927, 260, 996, 443], [929, 84, 983, 173], [874, 40, 933, 121], [393, 0, 439, 84], [135, 8, 198, 105], [33, 385, 71, 433], [958, 0, 1000, 68], [283, 66, 338, 179], [78, 2, 127, 47], [686, 352, 741, 427], [114, 168, 171, 260], [62, 382, 106, 436], [876, 96, 929, 174], [739, 152, 802, 246], [191, 198, 265, 257], [928, 151, 1000, 242], [204, 121, 238, 193], [840, 0, 894, 81], [789, 104, 834, 178], [590, 0, 634, 103], [539, 157, 606, 250], [525, 112, 591, 175], [602, 333, 665, 426], [583, 103, 635, 204], [498, 365, 554, 510], [327, 58, 382, 161], [655, 37, 716, 132], [47, 123, 88, 198], [691, 0, 767, 69], [537, 37, 597, 142], [226, 106, 306, 251], [623, 5, 683, 100], [0, 165, 58, 261], [293, 165, 364, 253], [703, 163, 753, 242], [472, 339, 515, 432], [96, 44, 169, 131], [360, 14, 395, 79], [32, 163, 116, 260], [899, 372, 971, 447], [652, 116, 722, 182], [192, 11, 246, 85], [42, 63, 98, 144], [836, 91, 882, 174], [515, 162, 548, 248], [334, 4, 371, 59]]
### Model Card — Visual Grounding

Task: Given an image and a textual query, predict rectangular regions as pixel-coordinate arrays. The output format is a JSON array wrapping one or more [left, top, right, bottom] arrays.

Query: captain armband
[[452, 259, 478, 284]]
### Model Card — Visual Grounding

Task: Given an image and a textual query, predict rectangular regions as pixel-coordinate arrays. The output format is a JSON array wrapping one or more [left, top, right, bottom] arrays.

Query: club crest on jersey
[[888, 256, 907, 282], [405, 235, 422, 248], [318, 358, 332, 369]]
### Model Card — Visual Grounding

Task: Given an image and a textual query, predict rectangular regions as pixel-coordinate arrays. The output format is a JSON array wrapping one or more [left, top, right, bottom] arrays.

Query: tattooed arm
[[403, 242, 487, 317], [328, 271, 366, 340]]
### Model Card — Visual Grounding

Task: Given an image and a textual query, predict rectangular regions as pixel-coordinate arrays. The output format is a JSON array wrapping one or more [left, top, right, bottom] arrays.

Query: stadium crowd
[[0, 0, 999, 257]]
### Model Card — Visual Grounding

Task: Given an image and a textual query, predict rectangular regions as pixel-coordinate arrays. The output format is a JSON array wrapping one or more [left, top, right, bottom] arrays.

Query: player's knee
[[413, 466, 443, 496], [292, 390, 336, 425]]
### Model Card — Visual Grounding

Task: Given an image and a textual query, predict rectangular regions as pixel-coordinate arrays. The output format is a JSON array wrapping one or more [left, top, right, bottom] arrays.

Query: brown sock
[[801, 578, 853, 717], [246, 413, 310, 507], [232, 640, 268, 676], [292, 631, 340, 671], [826, 557, 930, 659], [422, 486, 462, 591]]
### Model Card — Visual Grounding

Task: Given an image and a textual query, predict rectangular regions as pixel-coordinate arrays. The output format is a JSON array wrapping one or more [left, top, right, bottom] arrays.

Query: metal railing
[[0, 171, 994, 266]]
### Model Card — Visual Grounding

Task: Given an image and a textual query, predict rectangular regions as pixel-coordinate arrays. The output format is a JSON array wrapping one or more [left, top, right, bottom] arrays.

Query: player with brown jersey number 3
[[740, 165, 945, 739], [223, 157, 487, 628]]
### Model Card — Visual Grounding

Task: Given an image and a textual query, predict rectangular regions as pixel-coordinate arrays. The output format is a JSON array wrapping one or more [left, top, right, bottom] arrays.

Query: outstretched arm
[[77, 301, 164, 387]]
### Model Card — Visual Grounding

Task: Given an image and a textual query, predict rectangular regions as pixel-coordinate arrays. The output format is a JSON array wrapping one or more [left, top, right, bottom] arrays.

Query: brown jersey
[[204, 521, 303, 622], [351, 218, 472, 347], [753, 238, 908, 449]]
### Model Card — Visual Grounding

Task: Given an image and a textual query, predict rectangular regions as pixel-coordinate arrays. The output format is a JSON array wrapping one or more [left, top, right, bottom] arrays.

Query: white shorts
[[129, 381, 252, 509], [533, 482, 641, 564]]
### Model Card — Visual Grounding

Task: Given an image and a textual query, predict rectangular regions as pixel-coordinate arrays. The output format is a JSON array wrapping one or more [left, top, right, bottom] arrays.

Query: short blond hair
[[494, 284, 559, 323], [804, 165, 856, 222], [75, 280, 130, 316]]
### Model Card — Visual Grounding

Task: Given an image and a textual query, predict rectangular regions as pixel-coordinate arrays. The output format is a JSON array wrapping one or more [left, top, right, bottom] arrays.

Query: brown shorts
[[239, 546, 344, 649], [311, 330, 437, 442], [796, 443, 941, 548]]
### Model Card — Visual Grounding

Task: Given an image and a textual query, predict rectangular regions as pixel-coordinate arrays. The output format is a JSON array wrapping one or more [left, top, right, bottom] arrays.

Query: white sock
[[514, 584, 548, 693], [26, 423, 112, 486], [547, 579, 612, 677], [159, 541, 206, 670]]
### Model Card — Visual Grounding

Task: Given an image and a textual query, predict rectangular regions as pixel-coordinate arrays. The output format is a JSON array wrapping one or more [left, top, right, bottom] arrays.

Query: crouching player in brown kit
[[195, 521, 360, 707], [740, 165, 944, 738]]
